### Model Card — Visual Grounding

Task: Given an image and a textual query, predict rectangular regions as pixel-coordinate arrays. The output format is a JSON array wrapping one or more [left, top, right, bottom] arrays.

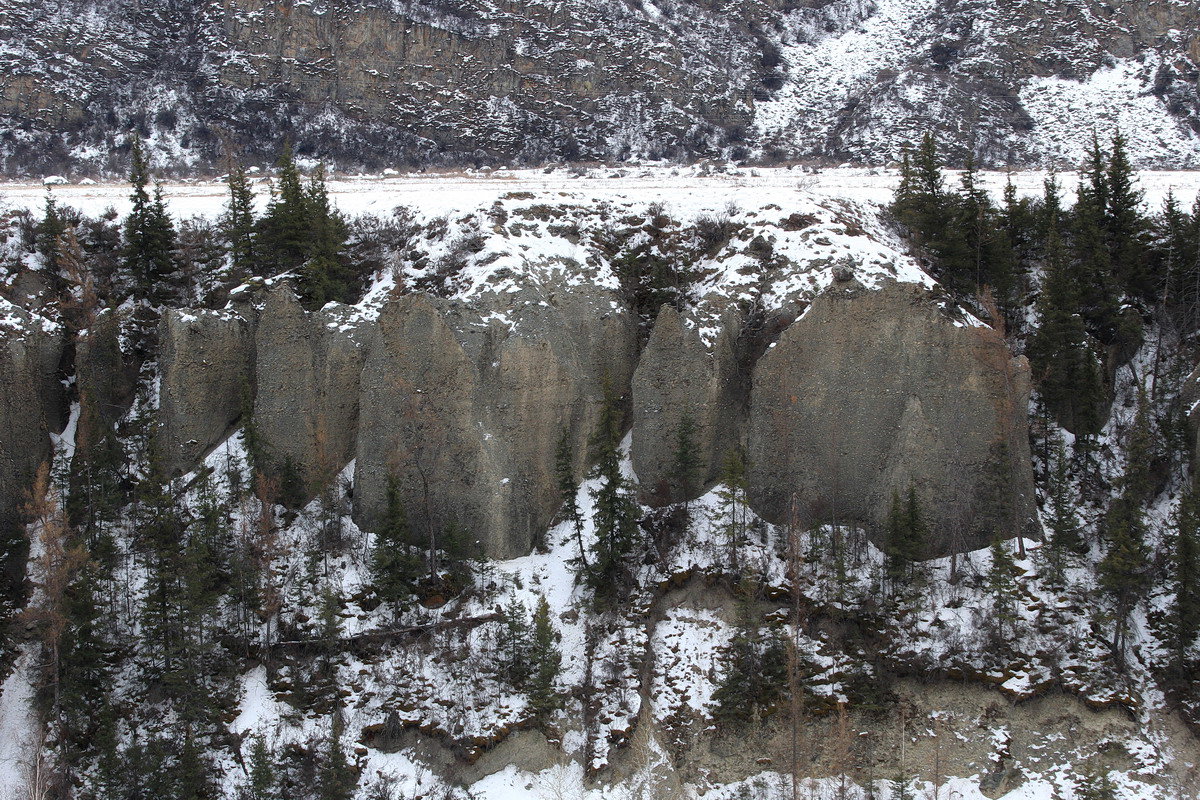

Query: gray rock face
[[76, 309, 137, 427], [631, 305, 744, 501], [155, 307, 255, 478], [354, 286, 637, 560], [745, 282, 1037, 556], [253, 287, 372, 496], [0, 301, 64, 530]]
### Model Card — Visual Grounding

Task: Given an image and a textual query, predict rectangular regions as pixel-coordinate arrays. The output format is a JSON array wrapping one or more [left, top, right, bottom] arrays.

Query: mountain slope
[[0, 0, 1196, 173]]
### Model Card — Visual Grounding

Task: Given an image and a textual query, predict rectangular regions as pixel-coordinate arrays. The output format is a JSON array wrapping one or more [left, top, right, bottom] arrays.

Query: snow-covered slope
[[0, 0, 1196, 172]]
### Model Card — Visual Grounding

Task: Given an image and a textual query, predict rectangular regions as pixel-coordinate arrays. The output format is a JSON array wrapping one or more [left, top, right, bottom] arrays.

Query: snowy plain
[[4, 165, 1200, 223]]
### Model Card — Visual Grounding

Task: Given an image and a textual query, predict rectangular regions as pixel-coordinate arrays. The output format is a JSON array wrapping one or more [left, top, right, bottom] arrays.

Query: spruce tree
[[585, 381, 638, 597], [671, 412, 701, 508], [224, 161, 257, 281], [1172, 479, 1200, 664], [716, 448, 749, 573], [1027, 207, 1107, 436], [1104, 131, 1151, 300], [35, 191, 67, 276], [711, 581, 788, 723], [527, 594, 563, 719], [123, 138, 176, 299], [555, 429, 586, 565], [371, 477, 420, 604], [239, 737, 278, 800], [986, 535, 1022, 638], [885, 486, 926, 585], [1098, 396, 1153, 656]]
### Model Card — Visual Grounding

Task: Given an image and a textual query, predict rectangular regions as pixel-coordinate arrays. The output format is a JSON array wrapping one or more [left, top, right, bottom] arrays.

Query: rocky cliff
[[0, 300, 63, 541], [746, 281, 1037, 555], [0, 0, 1196, 172]]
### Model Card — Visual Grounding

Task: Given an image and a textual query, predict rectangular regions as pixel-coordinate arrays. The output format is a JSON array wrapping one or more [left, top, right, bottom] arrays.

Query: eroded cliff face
[[354, 282, 638, 559], [746, 282, 1037, 555], [631, 305, 745, 499], [0, 300, 63, 534], [253, 287, 373, 495], [155, 307, 255, 478]]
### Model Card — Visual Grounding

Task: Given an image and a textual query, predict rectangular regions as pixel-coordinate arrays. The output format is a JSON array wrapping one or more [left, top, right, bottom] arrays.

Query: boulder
[[746, 282, 1037, 557], [155, 307, 255, 478]]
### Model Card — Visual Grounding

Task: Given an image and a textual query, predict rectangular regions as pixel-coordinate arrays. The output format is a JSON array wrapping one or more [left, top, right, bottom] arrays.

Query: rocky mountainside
[[1, 0, 1198, 173]]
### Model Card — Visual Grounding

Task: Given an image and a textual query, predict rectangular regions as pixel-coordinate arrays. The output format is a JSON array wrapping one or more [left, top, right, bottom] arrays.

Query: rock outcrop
[[155, 307, 255, 478], [252, 287, 372, 496], [631, 305, 744, 500], [75, 309, 138, 427], [745, 282, 1037, 556], [0, 301, 64, 531], [354, 286, 637, 560]]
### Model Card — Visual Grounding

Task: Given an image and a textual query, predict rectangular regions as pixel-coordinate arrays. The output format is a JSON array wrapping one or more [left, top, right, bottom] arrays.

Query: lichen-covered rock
[[354, 285, 637, 560], [746, 281, 1037, 557], [631, 304, 743, 502], [0, 300, 64, 530], [155, 307, 254, 478], [253, 287, 373, 496]]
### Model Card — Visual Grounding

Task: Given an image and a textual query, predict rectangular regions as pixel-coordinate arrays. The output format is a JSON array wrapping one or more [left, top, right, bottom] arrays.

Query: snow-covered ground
[[3, 166, 1200, 224]]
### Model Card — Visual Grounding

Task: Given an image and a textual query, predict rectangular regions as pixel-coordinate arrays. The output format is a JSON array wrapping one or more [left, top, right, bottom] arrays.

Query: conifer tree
[[711, 581, 788, 723], [239, 736, 278, 800], [1104, 131, 1151, 300], [1027, 205, 1107, 436], [1045, 438, 1084, 555], [716, 448, 749, 573], [986, 535, 1022, 639], [885, 486, 926, 585], [371, 476, 420, 604], [1098, 396, 1153, 656], [317, 709, 356, 800], [671, 412, 701, 508], [123, 138, 176, 299], [1172, 479, 1200, 665], [555, 429, 586, 566], [35, 191, 67, 276], [585, 381, 638, 597], [224, 161, 257, 281], [527, 594, 563, 719]]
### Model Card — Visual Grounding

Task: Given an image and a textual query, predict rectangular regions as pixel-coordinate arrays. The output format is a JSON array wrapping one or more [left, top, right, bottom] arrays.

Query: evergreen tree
[[711, 581, 788, 723], [224, 161, 257, 281], [1098, 396, 1153, 656], [317, 710, 356, 800], [123, 138, 176, 299], [1172, 479, 1200, 664], [527, 594, 563, 719], [239, 736, 278, 800], [370, 476, 420, 604], [671, 412, 701, 507], [35, 191, 67, 276], [300, 164, 351, 308], [1044, 438, 1084, 555], [986, 535, 1022, 638], [1027, 207, 1107, 436], [885, 486, 926, 585], [555, 429, 586, 565], [585, 381, 638, 597], [715, 448, 749, 574], [257, 141, 311, 275], [1072, 136, 1123, 343], [1104, 131, 1151, 300]]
